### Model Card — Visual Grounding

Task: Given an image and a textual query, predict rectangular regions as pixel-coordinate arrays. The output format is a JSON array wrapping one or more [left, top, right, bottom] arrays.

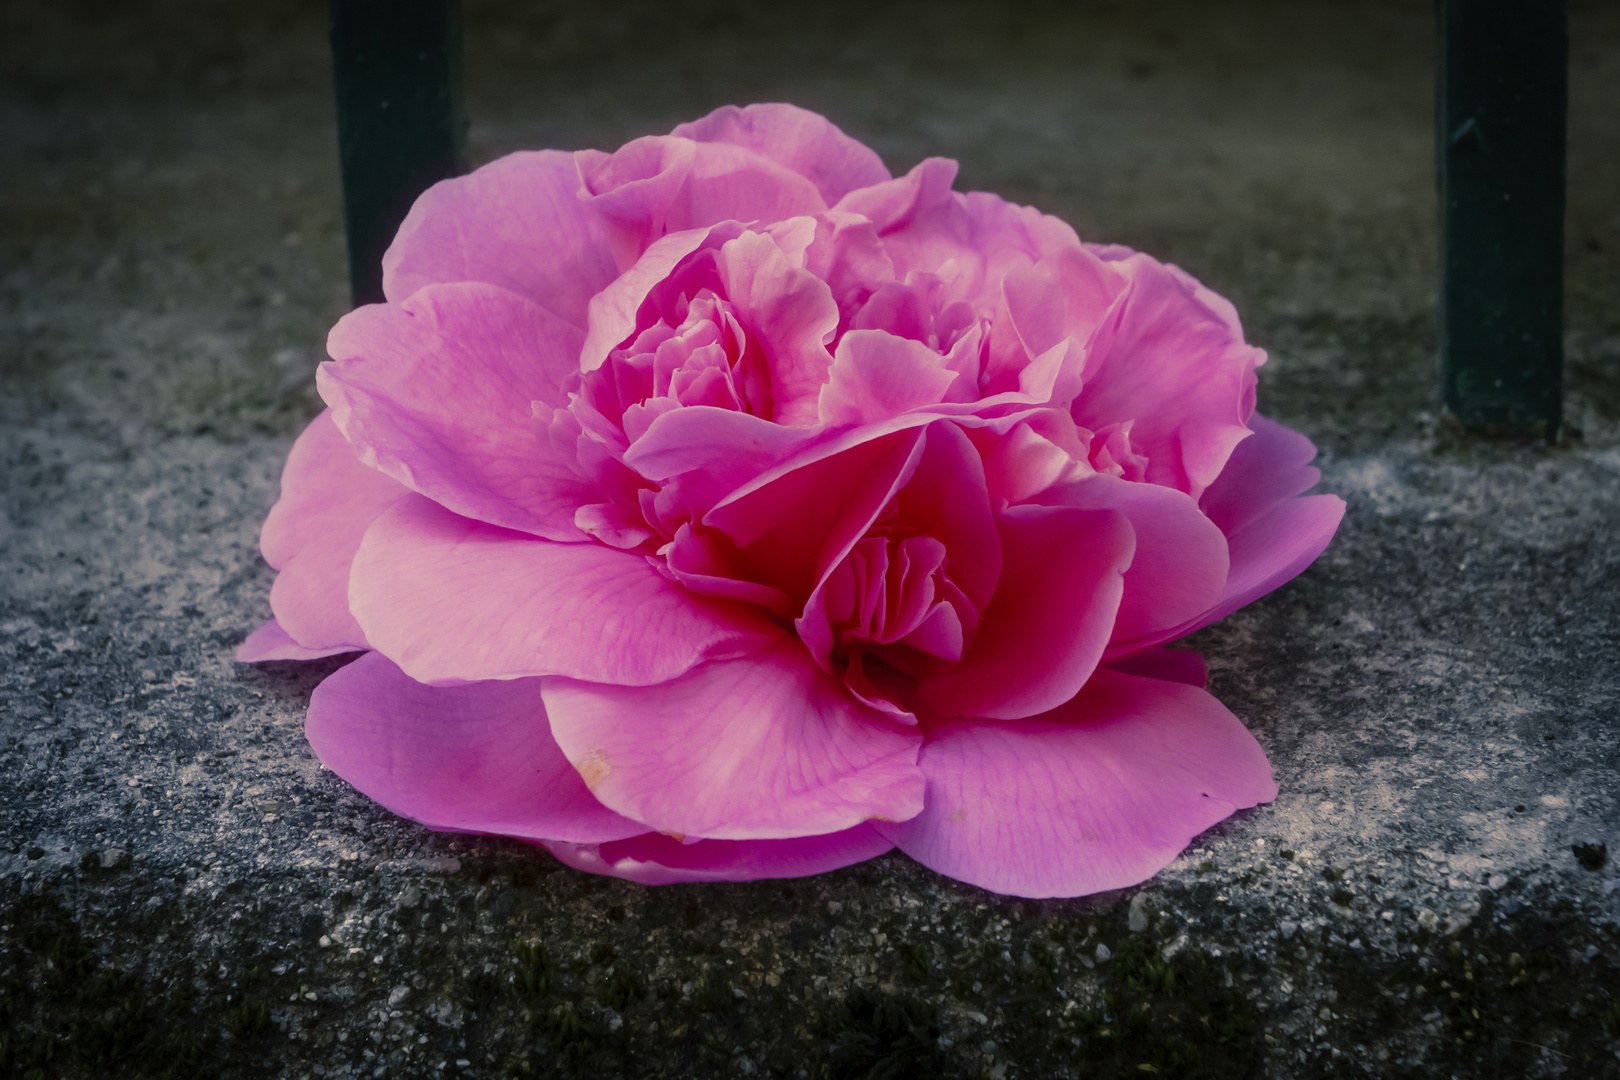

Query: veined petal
[[321, 283, 596, 540], [1199, 414, 1326, 536], [1115, 414, 1344, 651], [382, 150, 619, 328], [349, 494, 778, 685], [674, 104, 892, 207], [260, 409, 408, 652], [543, 637, 925, 841], [1188, 494, 1345, 635], [307, 652, 643, 844], [877, 667, 1276, 898]]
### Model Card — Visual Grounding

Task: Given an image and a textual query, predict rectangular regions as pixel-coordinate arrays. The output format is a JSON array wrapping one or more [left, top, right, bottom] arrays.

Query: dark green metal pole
[[1437, 0, 1567, 437], [330, 0, 466, 308]]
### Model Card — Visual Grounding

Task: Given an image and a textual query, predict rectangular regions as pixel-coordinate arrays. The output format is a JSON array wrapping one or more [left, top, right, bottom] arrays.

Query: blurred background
[[2, 0, 1616, 457]]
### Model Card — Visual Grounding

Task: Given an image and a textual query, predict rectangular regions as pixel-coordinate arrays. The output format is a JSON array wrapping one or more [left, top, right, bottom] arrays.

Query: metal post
[[1437, 0, 1567, 437], [330, 0, 466, 308]]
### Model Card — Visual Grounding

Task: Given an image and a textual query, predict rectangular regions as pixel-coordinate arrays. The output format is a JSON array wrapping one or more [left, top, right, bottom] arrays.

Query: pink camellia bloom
[[239, 104, 1343, 898]]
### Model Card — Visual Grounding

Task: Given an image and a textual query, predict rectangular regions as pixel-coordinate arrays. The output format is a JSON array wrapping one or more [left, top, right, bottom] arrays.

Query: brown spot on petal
[[578, 750, 611, 792]]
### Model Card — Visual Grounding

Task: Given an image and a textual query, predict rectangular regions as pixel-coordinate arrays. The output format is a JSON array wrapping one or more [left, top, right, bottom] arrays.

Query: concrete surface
[[3, 1, 1619, 1077]]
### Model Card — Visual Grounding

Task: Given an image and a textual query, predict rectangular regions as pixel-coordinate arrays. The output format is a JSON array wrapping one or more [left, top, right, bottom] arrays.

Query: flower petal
[[1194, 414, 1344, 623], [623, 404, 818, 517], [834, 157, 960, 235], [381, 150, 619, 327], [321, 283, 598, 541], [574, 135, 696, 262], [673, 103, 891, 207], [1038, 473, 1229, 652], [540, 824, 894, 885], [677, 141, 829, 231], [542, 637, 925, 841], [1103, 647, 1208, 688], [1002, 243, 1126, 360], [260, 410, 408, 652], [349, 494, 778, 685], [235, 619, 359, 663], [580, 222, 747, 372], [306, 652, 643, 843], [877, 667, 1276, 898], [1199, 413, 1326, 536], [1072, 253, 1263, 499], [919, 504, 1134, 720], [1193, 493, 1346, 632], [704, 427, 926, 604], [715, 230, 840, 426], [818, 329, 959, 427]]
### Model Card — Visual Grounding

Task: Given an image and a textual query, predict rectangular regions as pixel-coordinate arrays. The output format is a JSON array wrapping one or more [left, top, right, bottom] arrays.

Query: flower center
[[820, 503, 981, 679]]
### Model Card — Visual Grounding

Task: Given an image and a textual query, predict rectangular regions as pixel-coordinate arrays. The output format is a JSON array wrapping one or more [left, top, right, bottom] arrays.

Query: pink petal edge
[[349, 494, 779, 686], [259, 409, 407, 652], [542, 636, 925, 841], [236, 619, 360, 663], [306, 651, 643, 844], [540, 824, 895, 885], [878, 667, 1277, 898]]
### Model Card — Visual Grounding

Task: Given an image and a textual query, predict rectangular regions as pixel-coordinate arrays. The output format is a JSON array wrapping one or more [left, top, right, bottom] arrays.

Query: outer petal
[[877, 668, 1277, 898], [349, 494, 778, 685], [306, 652, 643, 843], [1124, 415, 1345, 649], [919, 504, 1134, 720], [542, 637, 925, 841], [260, 410, 408, 652], [676, 141, 829, 233], [235, 619, 359, 663], [381, 150, 619, 327], [673, 103, 891, 207], [540, 824, 894, 885], [574, 135, 696, 264], [321, 283, 596, 540], [834, 157, 960, 236], [1199, 414, 1326, 536], [1184, 494, 1346, 635], [848, 173, 1079, 325]]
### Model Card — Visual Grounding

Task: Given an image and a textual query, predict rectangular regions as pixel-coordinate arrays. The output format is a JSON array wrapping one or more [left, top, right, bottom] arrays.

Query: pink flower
[[239, 104, 1344, 897]]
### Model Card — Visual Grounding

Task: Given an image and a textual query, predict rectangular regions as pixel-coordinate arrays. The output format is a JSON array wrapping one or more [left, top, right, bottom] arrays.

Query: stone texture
[[3, 2, 1619, 1078]]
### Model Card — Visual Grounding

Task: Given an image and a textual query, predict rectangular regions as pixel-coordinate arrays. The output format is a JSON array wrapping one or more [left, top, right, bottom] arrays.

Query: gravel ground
[[3, 2, 1619, 1077]]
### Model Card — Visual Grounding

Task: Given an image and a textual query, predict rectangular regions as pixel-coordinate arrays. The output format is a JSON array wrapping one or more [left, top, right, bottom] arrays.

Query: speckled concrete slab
[[4, 2, 1618, 1078]]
